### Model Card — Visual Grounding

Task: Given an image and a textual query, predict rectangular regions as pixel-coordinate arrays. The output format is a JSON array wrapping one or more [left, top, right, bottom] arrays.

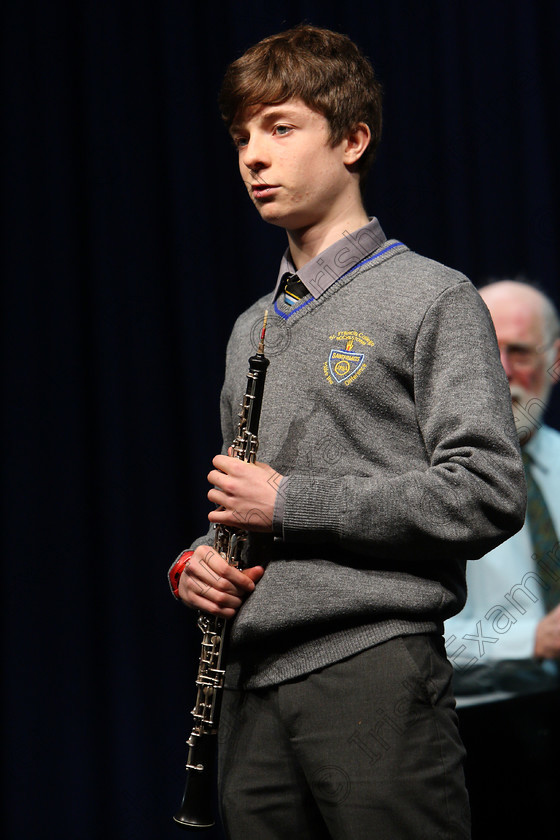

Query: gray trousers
[[218, 634, 471, 840]]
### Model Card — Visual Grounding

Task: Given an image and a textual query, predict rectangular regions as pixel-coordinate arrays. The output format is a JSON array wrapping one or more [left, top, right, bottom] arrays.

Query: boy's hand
[[177, 543, 265, 618], [207, 454, 283, 533]]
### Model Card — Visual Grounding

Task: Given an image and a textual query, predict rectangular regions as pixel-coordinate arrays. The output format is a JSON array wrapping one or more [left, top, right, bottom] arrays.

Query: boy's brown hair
[[219, 24, 383, 182]]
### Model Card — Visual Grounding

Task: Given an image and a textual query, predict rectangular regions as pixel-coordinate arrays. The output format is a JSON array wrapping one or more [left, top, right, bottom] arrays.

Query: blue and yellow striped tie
[[281, 273, 308, 306]]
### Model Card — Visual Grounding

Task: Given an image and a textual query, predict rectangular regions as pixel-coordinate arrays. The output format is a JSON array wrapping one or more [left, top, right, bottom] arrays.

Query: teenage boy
[[169, 24, 525, 840]]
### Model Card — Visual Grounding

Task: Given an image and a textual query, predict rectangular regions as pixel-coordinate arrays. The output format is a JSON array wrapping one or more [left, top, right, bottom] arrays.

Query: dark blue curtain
[[2, 2, 559, 838]]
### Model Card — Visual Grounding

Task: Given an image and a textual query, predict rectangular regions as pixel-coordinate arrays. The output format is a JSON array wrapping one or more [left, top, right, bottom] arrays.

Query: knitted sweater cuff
[[280, 474, 345, 541]]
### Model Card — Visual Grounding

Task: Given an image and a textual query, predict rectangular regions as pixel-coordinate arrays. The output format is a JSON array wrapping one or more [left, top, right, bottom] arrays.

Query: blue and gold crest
[[328, 348, 365, 383], [324, 331, 374, 386]]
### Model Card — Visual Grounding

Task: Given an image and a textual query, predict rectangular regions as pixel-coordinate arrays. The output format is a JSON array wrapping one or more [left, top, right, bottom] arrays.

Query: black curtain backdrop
[[2, 1, 559, 838]]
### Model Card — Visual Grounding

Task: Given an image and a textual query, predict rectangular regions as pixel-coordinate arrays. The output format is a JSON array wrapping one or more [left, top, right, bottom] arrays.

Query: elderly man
[[446, 280, 560, 685], [445, 278, 560, 839]]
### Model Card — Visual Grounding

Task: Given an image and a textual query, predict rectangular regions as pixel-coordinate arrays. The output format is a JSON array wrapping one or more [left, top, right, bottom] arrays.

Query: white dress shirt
[[445, 424, 560, 670]]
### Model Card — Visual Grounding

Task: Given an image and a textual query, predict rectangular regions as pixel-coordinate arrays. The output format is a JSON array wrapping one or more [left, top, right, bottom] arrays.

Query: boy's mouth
[[252, 183, 278, 199]]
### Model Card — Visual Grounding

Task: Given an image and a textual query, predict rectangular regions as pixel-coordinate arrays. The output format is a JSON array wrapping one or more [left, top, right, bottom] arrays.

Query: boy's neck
[[286, 204, 370, 270]]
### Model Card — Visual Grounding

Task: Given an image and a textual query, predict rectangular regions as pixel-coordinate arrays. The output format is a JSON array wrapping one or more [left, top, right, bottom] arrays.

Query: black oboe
[[173, 311, 269, 830]]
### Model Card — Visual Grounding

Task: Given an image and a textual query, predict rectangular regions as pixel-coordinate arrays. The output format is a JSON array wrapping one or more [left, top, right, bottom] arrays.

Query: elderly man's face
[[480, 283, 559, 443]]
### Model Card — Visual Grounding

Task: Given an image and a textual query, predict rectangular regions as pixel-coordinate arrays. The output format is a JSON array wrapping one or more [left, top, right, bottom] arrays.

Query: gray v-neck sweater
[[190, 236, 525, 689]]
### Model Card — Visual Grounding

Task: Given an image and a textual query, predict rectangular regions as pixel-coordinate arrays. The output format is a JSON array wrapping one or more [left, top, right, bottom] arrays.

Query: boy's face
[[230, 99, 357, 233]]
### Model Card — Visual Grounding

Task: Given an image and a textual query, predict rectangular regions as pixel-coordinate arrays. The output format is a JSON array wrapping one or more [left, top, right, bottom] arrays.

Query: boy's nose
[[243, 136, 269, 172]]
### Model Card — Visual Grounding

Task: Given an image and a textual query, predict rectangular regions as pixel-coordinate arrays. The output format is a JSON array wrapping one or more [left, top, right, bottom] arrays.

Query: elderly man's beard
[[509, 383, 550, 446]]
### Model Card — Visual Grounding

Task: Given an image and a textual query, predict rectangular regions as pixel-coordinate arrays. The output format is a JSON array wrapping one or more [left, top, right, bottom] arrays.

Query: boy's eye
[[233, 136, 248, 149], [274, 125, 291, 136]]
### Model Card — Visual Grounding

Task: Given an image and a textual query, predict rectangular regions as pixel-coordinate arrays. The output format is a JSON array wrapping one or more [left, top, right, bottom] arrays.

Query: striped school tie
[[280, 273, 309, 306]]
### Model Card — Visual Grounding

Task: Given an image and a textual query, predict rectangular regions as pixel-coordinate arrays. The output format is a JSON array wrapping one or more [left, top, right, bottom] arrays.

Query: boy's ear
[[343, 122, 371, 165]]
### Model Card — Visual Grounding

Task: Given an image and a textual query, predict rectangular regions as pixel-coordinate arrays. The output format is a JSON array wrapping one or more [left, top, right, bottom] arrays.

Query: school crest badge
[[324, 330, 374, 386]]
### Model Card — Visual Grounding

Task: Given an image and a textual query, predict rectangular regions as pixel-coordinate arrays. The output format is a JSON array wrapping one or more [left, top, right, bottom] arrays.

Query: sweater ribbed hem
[[224, 618, 439, 689]]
